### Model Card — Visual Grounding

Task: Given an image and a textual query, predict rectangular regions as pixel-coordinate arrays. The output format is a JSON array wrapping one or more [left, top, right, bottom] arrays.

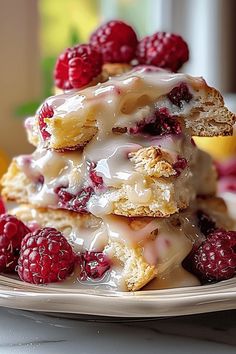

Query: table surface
[[0, 308, 235, 354]]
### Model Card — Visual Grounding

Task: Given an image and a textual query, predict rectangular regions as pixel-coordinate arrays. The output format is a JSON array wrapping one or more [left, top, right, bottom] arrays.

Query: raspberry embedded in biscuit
[[168, 83, 193, 107], [89, 162, 104, 188], [55, 186, 93, 213], [129, 107, 182, 136], [38, 103, 54, 140]]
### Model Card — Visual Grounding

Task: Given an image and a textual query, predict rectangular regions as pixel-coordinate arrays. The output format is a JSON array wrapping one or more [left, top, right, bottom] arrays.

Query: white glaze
[[16, 68, 210, 290], [44, 68, 204, 140]]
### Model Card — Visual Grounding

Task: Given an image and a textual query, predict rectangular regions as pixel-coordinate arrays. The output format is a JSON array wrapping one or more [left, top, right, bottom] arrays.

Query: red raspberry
[[0, 197, 6, 215], [172, 157, 187, 176], [130, 107, 182, 136], [89, 162, 103, 188], [38, 103, 54, 140], [168, 83, 193, 107], [196, 210, 216, 236], [55, 186, 93, 213], [215, 158, 236, 178], [18, 227, 75, 284], [0, 214, 30, 273], [54, 44, 103, 90], [136, 32, 189, 71], [90, 20, 138, 63], [54, 47, 73, 90], [218, 176, 236, 194], [80, 251, 110, 280], [193, 230, 236, 282]]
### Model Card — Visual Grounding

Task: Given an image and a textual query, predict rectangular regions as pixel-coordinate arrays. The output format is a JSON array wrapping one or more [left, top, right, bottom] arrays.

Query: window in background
[[39, 0, 100, 98]]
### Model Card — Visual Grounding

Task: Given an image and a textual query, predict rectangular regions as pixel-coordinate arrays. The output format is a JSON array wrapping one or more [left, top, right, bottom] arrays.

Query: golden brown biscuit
[[1, 147, 216, 218], [11, 196, 233, 291], [26, 68, 235, 150]]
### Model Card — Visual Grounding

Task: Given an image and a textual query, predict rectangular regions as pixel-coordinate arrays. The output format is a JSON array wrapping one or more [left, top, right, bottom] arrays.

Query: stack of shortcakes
[[1, 21, 236, 291]]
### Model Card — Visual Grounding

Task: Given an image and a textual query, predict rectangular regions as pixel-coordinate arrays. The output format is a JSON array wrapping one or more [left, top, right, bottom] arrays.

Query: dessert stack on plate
[[1, 21, 236, 290]]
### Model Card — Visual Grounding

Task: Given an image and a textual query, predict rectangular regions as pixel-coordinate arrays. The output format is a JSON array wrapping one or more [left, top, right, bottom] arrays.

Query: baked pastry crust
[[11, 196, 233, 291], [25, 69, 235, 151], [1, 148, 216, 217], [11, 205, 157, 290]]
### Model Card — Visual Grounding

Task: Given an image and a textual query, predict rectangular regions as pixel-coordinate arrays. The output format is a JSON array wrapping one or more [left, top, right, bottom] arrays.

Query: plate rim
[[0, 276, 235, 318]]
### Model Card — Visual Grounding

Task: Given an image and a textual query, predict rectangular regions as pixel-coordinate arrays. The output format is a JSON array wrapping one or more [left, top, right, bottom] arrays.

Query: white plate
[[0, 275, 235, 318]]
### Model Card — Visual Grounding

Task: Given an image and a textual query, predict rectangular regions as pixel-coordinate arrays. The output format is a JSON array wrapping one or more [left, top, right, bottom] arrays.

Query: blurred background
[[0, 0, 236, 175]]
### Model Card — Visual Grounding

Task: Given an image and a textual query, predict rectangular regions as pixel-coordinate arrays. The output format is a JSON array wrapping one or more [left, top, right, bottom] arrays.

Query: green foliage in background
[[16, 0, 99, 117]]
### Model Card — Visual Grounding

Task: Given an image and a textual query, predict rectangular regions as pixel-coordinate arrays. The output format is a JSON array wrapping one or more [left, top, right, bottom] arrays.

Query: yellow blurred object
[[194, 136, 236, 161], [0, 149, 9, 178]]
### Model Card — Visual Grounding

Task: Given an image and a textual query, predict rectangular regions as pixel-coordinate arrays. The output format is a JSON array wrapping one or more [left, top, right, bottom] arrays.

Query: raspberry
[[90, 20, 138, 63], [215, 159, 236, 178], [38, 103, 54, 140], [130, 107, 182, 136], [54, 44, 102, 90], [18, 227, 75, 284], [168, 83, 193, 107], [192, 230, 236, 282], [136, 32, 189, 72], [218, 176, 236, 194], [89, 162, 103, 188], [55, 186, 93, 213], [196, 210, 216, 236], [173, 157, 187, 176], [0, 197, 6, 215], [80, 251, 110, 280], [54, 47, 73, 90], [0, 214, 30, 273]]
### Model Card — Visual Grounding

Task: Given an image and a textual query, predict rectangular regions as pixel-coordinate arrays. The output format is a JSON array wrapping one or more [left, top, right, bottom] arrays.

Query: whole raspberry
[[136, 32, 189, 71], [54, 44, 103, 90], [38, 103, 54, 140], [90, 20, 138, 63], [18, 227, 75, 284], [0, 214, 30, 273], [80, 251, 110, 280], [193, 230, 236, 282]]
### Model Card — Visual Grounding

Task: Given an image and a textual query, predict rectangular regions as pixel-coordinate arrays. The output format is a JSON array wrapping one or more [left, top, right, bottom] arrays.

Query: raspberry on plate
[[136, 32, 189, 71], [192, 229, 236, 282], [18, 227, 76, 284], [0, 214, 30, 273], [80, 251, 110, 280], [90, 20, 138, 63], [54, 44, 103, 90]]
